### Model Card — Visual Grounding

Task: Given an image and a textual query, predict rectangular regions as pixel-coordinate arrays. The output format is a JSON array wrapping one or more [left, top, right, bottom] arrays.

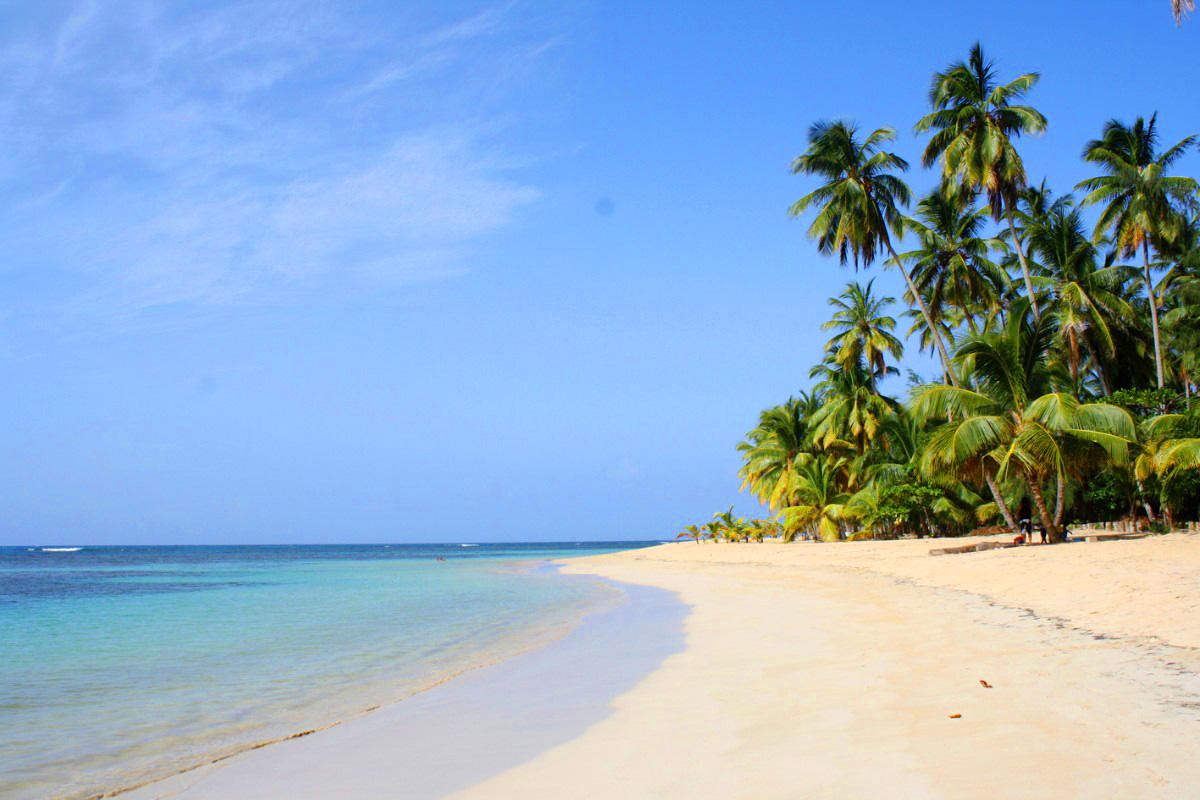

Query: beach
[[121, 534, 1200, 799]]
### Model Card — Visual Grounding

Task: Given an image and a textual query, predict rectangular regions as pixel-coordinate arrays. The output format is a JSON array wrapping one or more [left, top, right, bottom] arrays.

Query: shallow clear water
[[0, 542, 656, 800]]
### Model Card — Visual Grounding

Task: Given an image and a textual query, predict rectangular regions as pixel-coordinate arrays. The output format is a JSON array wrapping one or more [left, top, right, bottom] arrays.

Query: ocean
[[0, 542, 657, 800]]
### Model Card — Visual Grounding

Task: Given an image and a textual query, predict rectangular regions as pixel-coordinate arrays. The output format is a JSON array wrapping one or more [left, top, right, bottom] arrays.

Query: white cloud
[[0, 1, 550, 319], [96, 131, 540, 309]]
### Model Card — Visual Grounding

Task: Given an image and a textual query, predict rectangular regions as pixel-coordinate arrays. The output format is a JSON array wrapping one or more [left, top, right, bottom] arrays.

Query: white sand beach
[[460, 534, 1200, 799], [125, 535, 1200, 799]]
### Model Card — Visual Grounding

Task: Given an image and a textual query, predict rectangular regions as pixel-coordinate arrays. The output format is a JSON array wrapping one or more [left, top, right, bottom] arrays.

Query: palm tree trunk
[[1005, 207, 1041, 321], [1082, 337, 1114, 395], [1143, 240, 1165, 389], [985, 471, 1019, 532], [1053, 474, 1065, 527], [882, 236, 958, 386], [1136, 477, 1157, 523], [1026, 474, 1061, 543]]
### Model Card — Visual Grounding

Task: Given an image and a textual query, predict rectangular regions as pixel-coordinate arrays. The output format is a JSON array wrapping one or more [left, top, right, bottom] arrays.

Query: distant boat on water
[[40, 547, 83, 552]]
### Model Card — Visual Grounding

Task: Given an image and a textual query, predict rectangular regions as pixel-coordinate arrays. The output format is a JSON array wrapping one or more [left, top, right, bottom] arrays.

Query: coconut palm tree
[[911, 305, 1137, 541], [808, 358, 899, 457], [790, 121, 957, 383], [747, 518, 781, 542], [675, 524, 704, 543], [1174, 0, 1195, 24], [898, 191, 1008, 335], [1077, 114, 1199, 387], [1138, 410, 1200, 527], [1024, 198, 1137, 392], [781, 457, 852, 542], [822, 280, 904, 391], [915, 43, 1047, 320], [712, 506, 749, 542], [737, 394, 816, 511], [1163, 274, 1200, 403]]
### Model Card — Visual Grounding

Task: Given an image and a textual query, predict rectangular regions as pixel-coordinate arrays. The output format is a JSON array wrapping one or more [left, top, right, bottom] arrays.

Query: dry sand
[[453, 534, 1200, 799]]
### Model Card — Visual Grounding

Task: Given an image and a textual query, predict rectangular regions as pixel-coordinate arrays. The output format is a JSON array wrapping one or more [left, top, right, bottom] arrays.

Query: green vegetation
[[681, 42, 1200, 544]]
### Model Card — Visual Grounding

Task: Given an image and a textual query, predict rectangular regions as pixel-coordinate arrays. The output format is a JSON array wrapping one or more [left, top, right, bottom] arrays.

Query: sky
[[1, 1, 1197, 545]]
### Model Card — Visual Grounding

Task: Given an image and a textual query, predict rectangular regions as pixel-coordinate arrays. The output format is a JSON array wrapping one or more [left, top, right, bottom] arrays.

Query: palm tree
[[781, 457, 851, 542], [737, 395, 815, 511], [747, 518, 781, 542], [808, 359, 899, 457], [1174, 0, 1195, 24], [675, 524, 704, 543], [1077, 114, 1199, 387], [1138, 410, 1200, 527], [915, 43, 1047, 320], [821, 280, 904, 391], [911, 306, 1136, 541], [1163, 273, 1200, 403], [790, 121, 957, 383], [898, 191, 1008, 335], [712, 506, 748, 542], [1024, 198, 1137, 392]]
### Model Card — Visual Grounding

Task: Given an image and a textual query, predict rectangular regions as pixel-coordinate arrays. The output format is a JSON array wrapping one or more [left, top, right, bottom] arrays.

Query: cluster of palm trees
[[737, 43, 1200, 544], [676, 508, 782, 543]]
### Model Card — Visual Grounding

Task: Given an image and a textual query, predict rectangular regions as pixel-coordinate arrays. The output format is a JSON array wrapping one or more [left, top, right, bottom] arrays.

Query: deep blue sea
[[0, 542, 658, 800]]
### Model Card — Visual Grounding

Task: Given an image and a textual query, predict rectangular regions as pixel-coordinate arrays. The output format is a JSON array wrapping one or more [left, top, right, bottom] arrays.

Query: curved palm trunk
[[882, 236, 958, 387], [1143, 240, 1165, 389], [1136, 477, 1158, 523], [1006, 208, 1041, 321], [1026, 472, 1061, 542], [1053, 474, 1065, 528], [1082, 337, 1114, 395], [985, 471, 1019, 532]]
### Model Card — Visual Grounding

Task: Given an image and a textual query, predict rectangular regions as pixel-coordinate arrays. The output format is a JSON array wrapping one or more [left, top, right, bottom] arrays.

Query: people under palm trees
[[910, 305, 1137, 541]]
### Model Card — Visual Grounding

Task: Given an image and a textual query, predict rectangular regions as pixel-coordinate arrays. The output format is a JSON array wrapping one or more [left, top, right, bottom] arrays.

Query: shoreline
[[30, 559, 620, 800], [116, 573, 686, 800]]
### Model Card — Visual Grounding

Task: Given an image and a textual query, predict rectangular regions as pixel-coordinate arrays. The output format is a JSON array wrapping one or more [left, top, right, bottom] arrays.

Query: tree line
[[682, 42, 1200, 545]]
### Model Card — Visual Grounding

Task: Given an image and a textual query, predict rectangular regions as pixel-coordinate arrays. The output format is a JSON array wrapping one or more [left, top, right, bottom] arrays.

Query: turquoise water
[[0, 543, 655, 800]]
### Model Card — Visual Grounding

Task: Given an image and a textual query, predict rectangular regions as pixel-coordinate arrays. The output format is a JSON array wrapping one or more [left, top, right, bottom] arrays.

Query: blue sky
[[1, 1, 1197, 544]]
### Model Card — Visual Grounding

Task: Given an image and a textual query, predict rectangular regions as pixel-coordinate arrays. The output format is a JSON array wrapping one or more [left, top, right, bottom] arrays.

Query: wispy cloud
[[0, 1, 552, 321]]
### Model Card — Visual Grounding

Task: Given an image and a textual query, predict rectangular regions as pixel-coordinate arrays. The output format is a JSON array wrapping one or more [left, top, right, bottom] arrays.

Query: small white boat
[[41, 547, 82, 552]]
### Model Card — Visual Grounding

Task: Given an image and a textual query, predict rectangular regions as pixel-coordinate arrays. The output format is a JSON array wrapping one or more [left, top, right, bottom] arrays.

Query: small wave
[[459, 544, 478, 547], [41, 547, 83, 552]]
